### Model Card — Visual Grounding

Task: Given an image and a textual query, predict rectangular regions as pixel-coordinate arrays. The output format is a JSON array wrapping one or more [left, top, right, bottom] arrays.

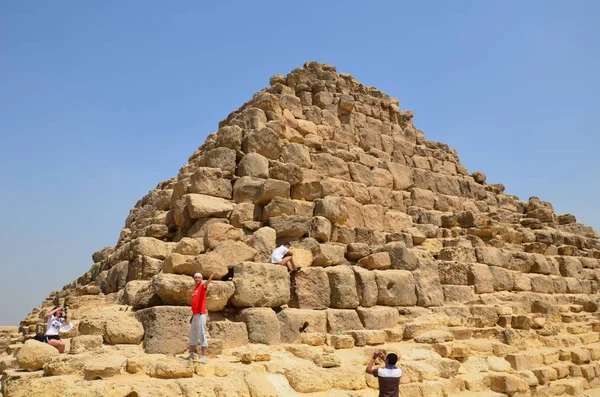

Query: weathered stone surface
[[231, 262, 290, 307], [208, 321, 248, 349], [190, 167, 232, 199], [414, 262, 444, 307], [375, 270, 417, 306], [184, 193, 234, 219], [290, 267, 330, 309], [358, 252, 391, 270], [135, 306, 190, 354], [357, 306, 399, 329], [239, 307, 280, 344], [353, 266, 378, 307], [325, 265, 359, 309], [277, 308, 327, 343], [326, 309, 364, 333], [16, 340, 59, 371]]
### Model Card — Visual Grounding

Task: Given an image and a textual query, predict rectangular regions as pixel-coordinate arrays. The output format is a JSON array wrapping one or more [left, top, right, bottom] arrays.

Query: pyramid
[[3, 61, 600, 396]]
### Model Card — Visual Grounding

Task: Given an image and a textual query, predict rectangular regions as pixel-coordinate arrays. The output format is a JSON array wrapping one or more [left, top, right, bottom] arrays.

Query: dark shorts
[[34, 334, 60, 343]]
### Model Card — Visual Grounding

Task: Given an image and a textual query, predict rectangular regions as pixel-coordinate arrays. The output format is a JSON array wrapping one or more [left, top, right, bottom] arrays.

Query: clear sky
[[1, 1, 598, 326]]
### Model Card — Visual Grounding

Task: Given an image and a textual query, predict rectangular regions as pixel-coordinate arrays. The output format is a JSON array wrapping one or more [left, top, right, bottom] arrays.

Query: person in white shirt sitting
[[271, 243, 299, 272], [41, 306, 72, 353]]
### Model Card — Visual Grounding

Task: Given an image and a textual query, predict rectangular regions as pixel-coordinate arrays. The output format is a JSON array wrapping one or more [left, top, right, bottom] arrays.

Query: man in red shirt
[[185, 272, 215, 363]]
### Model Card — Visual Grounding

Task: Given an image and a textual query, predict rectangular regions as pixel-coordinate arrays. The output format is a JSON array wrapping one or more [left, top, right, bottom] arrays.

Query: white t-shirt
[[45, 315, 64, 336], [271, 246, 290, 263], [45, 315, 73, 335]]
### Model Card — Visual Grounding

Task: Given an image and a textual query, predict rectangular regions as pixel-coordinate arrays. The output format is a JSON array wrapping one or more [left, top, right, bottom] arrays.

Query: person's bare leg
[[280, 256, 295, 271], [201, 346, 207, 357], [48, 339, 65, 353]]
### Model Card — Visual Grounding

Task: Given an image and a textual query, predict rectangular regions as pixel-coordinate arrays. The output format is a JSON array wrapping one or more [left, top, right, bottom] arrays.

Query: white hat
[[193, 273, 203, 278]]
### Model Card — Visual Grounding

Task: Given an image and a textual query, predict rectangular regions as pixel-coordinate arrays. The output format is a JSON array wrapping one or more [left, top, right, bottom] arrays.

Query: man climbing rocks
[[184, 272, 215, 363], [366, 350, 402, 397], [271, 242, 299, 272]]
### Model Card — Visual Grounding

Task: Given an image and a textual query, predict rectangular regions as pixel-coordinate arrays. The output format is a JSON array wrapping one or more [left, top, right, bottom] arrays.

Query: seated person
[[35, 306, 72, 353], [271, 243, 299, 272]]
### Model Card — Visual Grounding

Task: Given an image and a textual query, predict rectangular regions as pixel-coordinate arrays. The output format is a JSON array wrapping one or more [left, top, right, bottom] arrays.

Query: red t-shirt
[[191, 284, 207, 315]]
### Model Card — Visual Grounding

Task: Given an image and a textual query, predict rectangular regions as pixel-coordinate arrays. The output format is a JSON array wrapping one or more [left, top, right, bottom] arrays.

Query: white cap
[[193, 273, 203, 278]]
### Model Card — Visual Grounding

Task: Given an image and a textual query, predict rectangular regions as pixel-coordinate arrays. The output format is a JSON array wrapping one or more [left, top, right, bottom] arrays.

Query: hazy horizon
[[1, 0, 599, 326]]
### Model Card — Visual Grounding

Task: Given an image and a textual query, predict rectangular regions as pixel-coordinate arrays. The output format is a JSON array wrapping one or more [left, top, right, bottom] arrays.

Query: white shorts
[[189, 314, 208, 347]]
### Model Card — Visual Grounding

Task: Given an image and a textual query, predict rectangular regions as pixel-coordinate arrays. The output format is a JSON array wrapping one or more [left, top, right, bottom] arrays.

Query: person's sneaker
[[181, 354, 195, 361], [200, 356, 207, 364]]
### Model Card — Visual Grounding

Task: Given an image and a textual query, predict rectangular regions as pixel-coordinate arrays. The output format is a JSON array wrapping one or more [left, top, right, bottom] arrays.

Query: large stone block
[[269, 216, 311, 238], [184, 194, 234, 219], [314, 196, 347, 224], [326, 309, 364, 333], [313, 243, 347, 267], [172, 252, 228, 278], [386, 162, 414, 191], [488, 266, 514, 291], [16, 340, 59, 371], [239, 308, 280, 344], [324, 265, 359, 309], [311, 153, 350, 180], [136, 306, 190, 354], [384, 210, 413, 232], [189, 167, 232, 199], [130, 237, 172, 260], [203, 223, 244, 250], [150, 273, 194, 305], [237, 153, 269, 178], [413, 262, 444, 307], [353, 266, 378, 307], [207, 321, 248, 349], [277, 308, 328, 343], [211, 240, 257, 269], [231, 262, 290, 307], [357, 306, 399, 329], [374, 270, 417, 306], [375, 242, 418, 270], [290, 267, 330, 309], [233, 176, 265, 203], [247, 226, 277, 262], [469, 263, 495, 293]]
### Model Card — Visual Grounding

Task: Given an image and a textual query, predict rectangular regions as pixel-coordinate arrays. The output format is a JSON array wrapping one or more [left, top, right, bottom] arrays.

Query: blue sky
[[1, 1, 598, 325]]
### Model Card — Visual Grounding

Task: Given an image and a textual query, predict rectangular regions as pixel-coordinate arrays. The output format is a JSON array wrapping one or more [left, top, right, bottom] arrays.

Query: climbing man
[[366, 350, 402, 397], [184, 272, 215, 363], [271, 242, 299, 272]]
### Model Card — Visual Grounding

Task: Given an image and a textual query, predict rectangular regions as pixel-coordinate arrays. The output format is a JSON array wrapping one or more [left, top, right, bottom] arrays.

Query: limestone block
[[375, 242, 418, 270], [237, 153, 269, 178], [489, 373, 528, 394], [269, 215, 311, 238], [208, 321, 248, 349], [281, 142, 312, 168], [353, 266, 378, 307], [530, 274, 555, 293], [363, 204, 385, 231], [231, 262, 290, 307], [443, 285, 477, 304], [104, 315, 144, 345], [189, 167, 232, 199], [469, 264, 495, 293], [384, 210, 413, 233], [357, 306, 399, 329], [290, 267, 330, 309], [198, 147, 237, 174], [174, 252, 227, 278], [488, 266, 514, 291], [347, 243, 371, 261], [172, 237, 204, 256], [348, 162, 374, 186], [212, 240, 257, 269], [386, 162, 413, 191], [311, 153, 350, 180], [414, 263, 444, 307], [438, 262, 471, 285], [325, 265, 359, 309], [135, 306, 190, 354], [309, 216, 331, 242], [375, 270, 417, 306], [277, 308, 327, 343], [269, 163, 303, 186], [243, 127, 282, 160], [130, 237, 172, 260], [106, 260, 129, 293], [314, 196, 347, 224], [285, 366, 333, 393], [290, 248, 313, 267], [247, 226, 276, 262], [313, 243, 347, 266], [475, 247, 511, 267], [411, 188, 435, 210], [256, 179, 290, 205], [233, 176, 265, 203], [184, 194, 234, 219], [150, 273, 194, 305], [326, 309, 364, 333], [342, 197, 364, 227], [215, 125, 243, 150], [203, 222, 244, 249], [344, 330, 387, 346], [239, 307, 280, 344], [16, 340, 59, 371], [83, 355, 126, 380], [358, 252, 391, 270], [506, 352, 544, 370], [245, 373, 279, 397], [558, 256, 584, 279], [69, 335, 103, 354]]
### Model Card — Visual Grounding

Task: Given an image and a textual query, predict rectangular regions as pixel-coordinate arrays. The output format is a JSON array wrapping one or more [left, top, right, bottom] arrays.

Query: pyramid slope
[[5, 61, 600, 396]]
